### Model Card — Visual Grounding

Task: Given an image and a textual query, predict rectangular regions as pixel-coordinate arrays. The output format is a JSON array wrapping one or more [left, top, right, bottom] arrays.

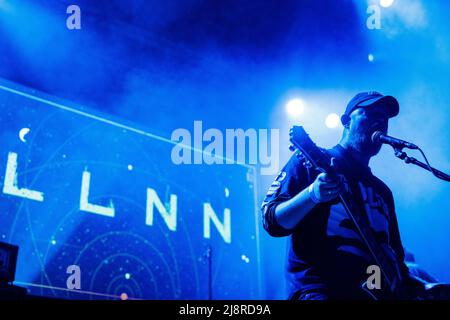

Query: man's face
[[346, 106, 389, 156]]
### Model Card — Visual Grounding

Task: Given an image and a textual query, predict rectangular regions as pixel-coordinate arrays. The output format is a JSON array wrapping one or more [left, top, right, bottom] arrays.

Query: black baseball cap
[[341, 91, 399, 125]]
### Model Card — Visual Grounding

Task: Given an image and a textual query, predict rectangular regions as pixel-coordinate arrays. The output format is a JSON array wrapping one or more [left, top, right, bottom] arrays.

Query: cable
[[417, 147, 450, 182]]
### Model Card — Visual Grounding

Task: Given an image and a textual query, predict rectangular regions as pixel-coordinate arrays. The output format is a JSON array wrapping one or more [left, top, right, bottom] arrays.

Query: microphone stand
[[393, 148, 450, 182], [204, 245, 212, 300]]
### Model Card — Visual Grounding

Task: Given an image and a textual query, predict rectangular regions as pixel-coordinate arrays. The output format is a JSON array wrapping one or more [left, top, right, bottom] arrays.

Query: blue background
[[0, 0, 449, 299]]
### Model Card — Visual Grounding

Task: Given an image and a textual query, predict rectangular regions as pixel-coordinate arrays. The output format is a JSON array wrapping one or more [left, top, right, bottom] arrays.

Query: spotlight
[[286, 98, 305, 117], [380, 0, 394, 8], [325, 113, 340, 129], [368, 54, 374, 62]]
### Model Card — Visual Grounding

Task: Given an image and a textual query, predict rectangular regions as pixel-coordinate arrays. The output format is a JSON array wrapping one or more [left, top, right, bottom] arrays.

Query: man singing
[[261, 92, 426, 300]]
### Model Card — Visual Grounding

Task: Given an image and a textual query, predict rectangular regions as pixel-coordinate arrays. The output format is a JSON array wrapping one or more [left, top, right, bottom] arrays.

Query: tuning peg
[[289, 144, 295, 152]]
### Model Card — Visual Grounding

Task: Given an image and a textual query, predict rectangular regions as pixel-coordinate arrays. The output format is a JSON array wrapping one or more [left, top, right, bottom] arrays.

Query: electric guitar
[[289, 125, 450, 300], [289, 125, 408, 299]]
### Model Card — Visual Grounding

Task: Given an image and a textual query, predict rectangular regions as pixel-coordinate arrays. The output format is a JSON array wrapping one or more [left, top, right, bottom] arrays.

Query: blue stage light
[[325, 113, 340, 129], [380, 0, 394, 8], [286, 98, 305, 117]]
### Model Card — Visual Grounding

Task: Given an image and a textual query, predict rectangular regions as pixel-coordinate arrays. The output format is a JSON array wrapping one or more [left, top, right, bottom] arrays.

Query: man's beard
[[349, 127, 382, 157]]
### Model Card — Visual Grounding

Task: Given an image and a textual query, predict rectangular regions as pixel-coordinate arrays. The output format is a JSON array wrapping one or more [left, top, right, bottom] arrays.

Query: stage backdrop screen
[[0, 80, 261, 300]]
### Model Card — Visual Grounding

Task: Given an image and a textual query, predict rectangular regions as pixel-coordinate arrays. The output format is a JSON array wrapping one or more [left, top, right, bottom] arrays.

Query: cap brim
[[358, 95, 399, 118]]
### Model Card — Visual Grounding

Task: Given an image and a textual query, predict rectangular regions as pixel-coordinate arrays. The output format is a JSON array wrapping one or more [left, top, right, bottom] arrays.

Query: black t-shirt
[[261, 144, 409, 299]]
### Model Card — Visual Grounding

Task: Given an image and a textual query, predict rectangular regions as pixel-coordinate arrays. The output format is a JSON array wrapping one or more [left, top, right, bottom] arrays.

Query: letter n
[[146, 188, 177, 231], [203, 203, 231, 244]]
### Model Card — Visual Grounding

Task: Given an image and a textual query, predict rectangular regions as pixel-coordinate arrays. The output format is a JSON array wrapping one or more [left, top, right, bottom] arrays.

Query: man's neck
[[338, 143, 371, 167]]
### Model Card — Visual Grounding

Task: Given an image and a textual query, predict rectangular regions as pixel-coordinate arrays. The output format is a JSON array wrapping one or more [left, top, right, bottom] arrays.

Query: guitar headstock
[[289, 126, 333, 174]]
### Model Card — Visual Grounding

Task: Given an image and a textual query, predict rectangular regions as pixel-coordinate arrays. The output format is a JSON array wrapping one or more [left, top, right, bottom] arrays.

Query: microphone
[[371, 131, 418, 150]]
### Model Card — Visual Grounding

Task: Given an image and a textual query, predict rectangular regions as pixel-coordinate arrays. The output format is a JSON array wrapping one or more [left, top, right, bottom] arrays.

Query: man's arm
[[261, 155, 343, 237], [274, 172, 344, 230]]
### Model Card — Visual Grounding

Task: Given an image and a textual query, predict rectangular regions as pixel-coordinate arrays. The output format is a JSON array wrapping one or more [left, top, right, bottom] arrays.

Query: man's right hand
[[273, 158, 346, 230], [309, 172, 344, 203]]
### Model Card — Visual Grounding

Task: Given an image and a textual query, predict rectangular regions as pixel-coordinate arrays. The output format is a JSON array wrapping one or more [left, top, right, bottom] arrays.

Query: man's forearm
[[274, 186, 317, 230]]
